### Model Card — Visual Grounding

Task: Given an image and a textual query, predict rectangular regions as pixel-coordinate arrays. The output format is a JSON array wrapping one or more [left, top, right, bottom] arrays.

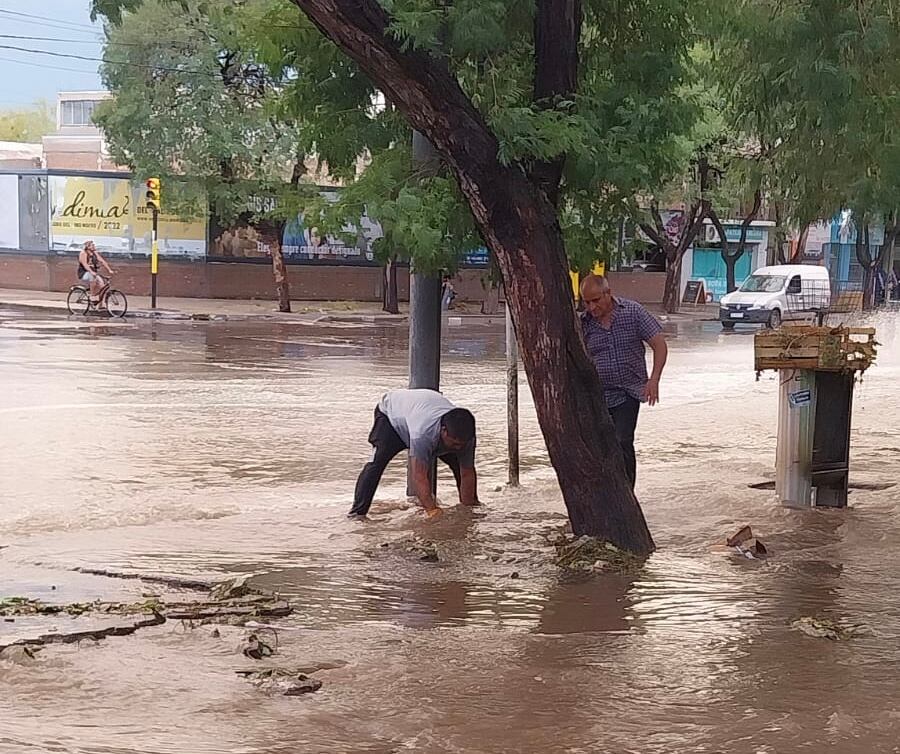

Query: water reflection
[[2, 309, 900, 753]]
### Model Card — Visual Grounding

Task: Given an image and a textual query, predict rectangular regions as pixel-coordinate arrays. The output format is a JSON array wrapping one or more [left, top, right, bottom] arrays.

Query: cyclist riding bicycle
[[77, 240, 115, 305]]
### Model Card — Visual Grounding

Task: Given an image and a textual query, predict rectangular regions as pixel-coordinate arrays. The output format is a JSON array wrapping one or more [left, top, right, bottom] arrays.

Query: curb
[[1, 299, 507, 326]]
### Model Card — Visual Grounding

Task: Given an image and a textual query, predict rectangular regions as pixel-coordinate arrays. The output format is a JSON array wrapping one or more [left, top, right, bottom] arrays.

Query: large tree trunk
[[258, 218, 291, 313], [271, 239, 291, 313], [855, 222, 876, 310], [642, 164, 712, 313], [382, 255, 399, 314], [858, 217, 899, 310], [724, 253, 738, 294], [289, 0, 653, 553], [481, 275, 501, 315], [662, 253, 683, 312], [710, 190, 762, 294]]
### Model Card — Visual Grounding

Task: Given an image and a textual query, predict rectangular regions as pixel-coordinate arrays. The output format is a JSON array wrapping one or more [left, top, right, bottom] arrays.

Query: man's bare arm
[[644, 334, 668, 406], [410, 458, 440, 513], [459, 466, 479, 506]]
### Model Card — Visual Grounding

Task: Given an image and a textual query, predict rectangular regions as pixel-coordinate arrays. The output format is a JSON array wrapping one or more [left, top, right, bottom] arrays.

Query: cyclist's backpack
[[76, 260, 86, 278]]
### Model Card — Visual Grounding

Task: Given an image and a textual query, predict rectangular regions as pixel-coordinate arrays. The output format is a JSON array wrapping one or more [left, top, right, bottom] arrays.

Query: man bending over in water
[[349, 388, 480, 519]]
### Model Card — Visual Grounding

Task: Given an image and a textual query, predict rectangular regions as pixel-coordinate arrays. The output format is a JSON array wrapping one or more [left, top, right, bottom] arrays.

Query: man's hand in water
[[411, 458, 442, 519]]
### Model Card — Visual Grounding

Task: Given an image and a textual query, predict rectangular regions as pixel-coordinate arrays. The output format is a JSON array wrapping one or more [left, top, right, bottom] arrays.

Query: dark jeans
[[350, 407, 462, 516], [609, 396, 640, 489]]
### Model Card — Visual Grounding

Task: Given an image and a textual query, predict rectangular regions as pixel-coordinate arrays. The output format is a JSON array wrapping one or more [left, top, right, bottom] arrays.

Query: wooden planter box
[[754, 325, 877, 372]]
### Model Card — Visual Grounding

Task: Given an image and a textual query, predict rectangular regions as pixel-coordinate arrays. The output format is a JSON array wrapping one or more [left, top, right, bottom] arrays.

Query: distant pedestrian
[[349, 389, 480, 519], [579, 274, 668, 488], [441, 274, 457, 311]]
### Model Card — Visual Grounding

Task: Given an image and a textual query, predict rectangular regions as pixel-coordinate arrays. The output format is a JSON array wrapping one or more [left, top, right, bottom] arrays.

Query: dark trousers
[[609, 396, 640, 489], [350, 407, 462, 516]]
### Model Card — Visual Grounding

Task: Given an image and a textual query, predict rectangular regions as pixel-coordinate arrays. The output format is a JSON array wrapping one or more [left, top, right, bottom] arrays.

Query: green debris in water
[[791, 616, 868, 641], [553, 535, 645, 573], [0, 596, 164, 618]]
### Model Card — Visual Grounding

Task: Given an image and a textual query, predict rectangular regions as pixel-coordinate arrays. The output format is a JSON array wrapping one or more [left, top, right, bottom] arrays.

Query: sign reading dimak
[[49, 175, 206, 258]]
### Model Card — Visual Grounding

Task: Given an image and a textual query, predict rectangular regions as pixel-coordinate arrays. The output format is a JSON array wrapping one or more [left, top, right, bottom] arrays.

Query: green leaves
[[0, 100, 54, 143], [491, 106, 585, 166], [94, 0, 308, 224], [715, 0, 900, 226], [91, 0, 716, 273], [298, 145, 481, 274]]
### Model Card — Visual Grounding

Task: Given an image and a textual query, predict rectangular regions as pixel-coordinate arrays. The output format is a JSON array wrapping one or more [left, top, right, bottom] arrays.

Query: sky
[[0, 0, 104, 110]]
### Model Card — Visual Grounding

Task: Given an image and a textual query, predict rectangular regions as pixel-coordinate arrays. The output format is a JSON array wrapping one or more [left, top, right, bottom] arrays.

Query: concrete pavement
[[0, 287, 717, 324]]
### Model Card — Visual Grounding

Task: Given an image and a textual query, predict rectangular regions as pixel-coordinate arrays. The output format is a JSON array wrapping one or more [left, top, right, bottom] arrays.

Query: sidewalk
[[0, 288, 507, 325], [0, 287, 717, 324]]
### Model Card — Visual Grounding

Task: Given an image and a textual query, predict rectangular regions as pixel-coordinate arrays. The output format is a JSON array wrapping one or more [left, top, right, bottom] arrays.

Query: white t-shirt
[[378, 389, 475, 466]]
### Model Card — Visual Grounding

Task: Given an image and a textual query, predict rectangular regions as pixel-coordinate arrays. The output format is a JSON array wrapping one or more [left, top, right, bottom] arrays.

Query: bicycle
[[66, 275, 128, 318]]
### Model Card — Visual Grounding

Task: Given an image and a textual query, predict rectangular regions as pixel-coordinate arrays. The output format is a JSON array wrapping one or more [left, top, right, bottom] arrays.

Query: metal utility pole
[[408, 273, 442, 391], [150, 207, 159, 309], [407, 131, 442, 495], [145, 178, 161, 309], [506, 298, 520, 487]]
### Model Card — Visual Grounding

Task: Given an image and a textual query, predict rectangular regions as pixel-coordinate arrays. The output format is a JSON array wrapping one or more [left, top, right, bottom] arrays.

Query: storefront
[[0, 169, 207, 259], [0, 168, 494, 302], [683, 221, 774, 302]]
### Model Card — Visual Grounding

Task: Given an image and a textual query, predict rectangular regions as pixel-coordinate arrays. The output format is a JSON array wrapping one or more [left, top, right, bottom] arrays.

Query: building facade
[[682, 220, 776, 302], [41, 92, 123, 172]]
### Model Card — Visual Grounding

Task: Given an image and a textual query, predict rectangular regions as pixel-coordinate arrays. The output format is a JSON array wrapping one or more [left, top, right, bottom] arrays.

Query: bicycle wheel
[[66, 286, 91, 315], [105, 289, 128, 318]]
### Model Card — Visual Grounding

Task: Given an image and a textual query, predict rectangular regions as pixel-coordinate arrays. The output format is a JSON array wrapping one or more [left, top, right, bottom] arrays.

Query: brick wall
[[0, 253, 666, 305], [606, 271, 666, 304]]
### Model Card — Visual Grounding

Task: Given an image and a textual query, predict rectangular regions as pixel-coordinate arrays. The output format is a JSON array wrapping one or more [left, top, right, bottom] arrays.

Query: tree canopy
[[0, 101, 54, 143], [93, 0, 703, 276]]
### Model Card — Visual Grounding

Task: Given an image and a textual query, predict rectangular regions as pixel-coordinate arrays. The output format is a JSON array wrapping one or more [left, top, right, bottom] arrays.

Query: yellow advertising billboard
[[49, 175, 206, 258]]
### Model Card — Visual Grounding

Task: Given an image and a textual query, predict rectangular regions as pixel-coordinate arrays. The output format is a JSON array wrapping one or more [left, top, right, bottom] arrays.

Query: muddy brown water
[[1, 308, 900, 753]]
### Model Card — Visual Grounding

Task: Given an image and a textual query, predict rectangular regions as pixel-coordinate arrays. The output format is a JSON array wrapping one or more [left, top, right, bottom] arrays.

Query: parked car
[[719, 264, 831, 329]]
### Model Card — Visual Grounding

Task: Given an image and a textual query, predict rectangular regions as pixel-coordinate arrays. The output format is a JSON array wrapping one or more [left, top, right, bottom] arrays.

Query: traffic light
[[145, 178, 161, 212]]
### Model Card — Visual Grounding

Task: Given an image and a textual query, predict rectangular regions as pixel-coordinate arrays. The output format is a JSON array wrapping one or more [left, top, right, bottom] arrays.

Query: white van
[[719, 264, 831, 329]]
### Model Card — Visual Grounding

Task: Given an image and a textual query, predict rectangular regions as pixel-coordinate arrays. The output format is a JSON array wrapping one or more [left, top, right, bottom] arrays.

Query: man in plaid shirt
[[579, 274, 668, 488]]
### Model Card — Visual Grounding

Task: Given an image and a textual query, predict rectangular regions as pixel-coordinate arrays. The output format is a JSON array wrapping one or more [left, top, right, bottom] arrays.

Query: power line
[[0, 43, 217, 76], [0, 55, 98, 75], [0, 33, 193, 50], [0, 11, 105, 37], [0, 8, 100, 32], [0, 34, 104, 45]]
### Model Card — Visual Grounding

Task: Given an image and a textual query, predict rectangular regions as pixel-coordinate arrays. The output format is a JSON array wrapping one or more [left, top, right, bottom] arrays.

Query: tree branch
[[877, 210, 898, 267], [678, 201, 708, 255], [639, 221, 668, 250], [855, 215, 872, 267], [530, 0, 583, 205], [673, 156, 713, 256], [706, 205, 730, 256], [285, 0, 500, 194], [709, 187, 762, 259], [650, 202, 665, 234]]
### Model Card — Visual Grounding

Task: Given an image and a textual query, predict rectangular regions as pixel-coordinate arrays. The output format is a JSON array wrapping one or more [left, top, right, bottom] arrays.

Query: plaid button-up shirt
[[580, 298, 663, 408]]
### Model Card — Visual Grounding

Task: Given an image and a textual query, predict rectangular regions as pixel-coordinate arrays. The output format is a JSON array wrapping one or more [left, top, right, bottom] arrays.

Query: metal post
[[407, 130, 443, 496], [506, 300, 520, 486], [408, 272, 442, 391], [775, 370, 815, 507], [406, 272, 441, 495], [150, 207, 159, 309]]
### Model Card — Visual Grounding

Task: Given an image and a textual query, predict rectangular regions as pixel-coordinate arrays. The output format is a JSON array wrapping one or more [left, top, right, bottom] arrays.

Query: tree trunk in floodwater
[[289, 0, 653, 554], [271, 240, 291, 313], [481, 276, 500, 314], [382, 256, 399, 314]]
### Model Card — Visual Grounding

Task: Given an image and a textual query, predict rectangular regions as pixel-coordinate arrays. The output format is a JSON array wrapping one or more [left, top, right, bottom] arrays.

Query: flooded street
[[2, 307, 900, 753]]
